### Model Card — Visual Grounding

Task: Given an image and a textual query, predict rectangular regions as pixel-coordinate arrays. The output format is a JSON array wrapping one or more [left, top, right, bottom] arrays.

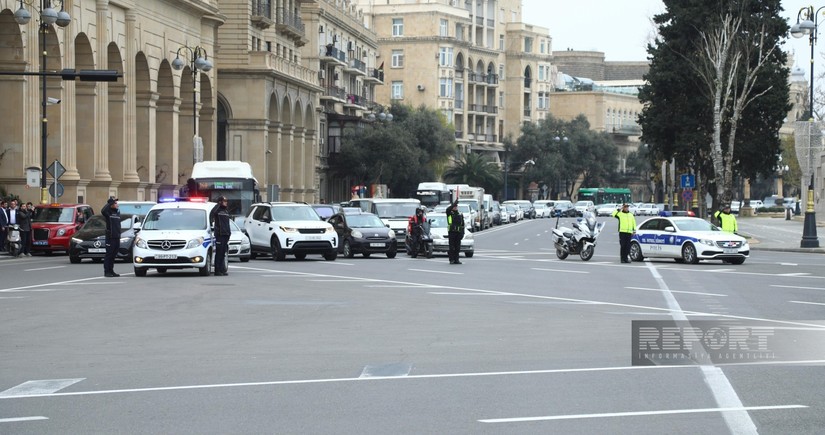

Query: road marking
[[0, 416, 49, 423], [325, 262, 354, 266], [779, 273, 811, 277], [367, 285, 433, 288], [624, 286, 727, 297], [0, 276, 108, 293], [430, 292, 507, 296], [23, 266, 66, 272], [531, 268, 589, 274], [478, 405, 808, 423], [789, 300, 825, 306], [779, 263, 799, 266], [0, 379, 85, 398], [408, 268, 462, 275], [772, 285, 825, 291], [359, 363, 413, 378], [0, 296, 26, 299]]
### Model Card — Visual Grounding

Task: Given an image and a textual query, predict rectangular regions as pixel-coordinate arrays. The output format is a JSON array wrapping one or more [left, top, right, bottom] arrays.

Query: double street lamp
[[172, 45, 213, 164], [14, 0, 71, 204], [791, 6, 822, 248]]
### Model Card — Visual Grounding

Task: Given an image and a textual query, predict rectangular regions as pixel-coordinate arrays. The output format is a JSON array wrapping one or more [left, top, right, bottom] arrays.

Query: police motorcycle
[[405, 220, 434, 258], [5, 224, 21, 257], [552, 211, 605, 261]]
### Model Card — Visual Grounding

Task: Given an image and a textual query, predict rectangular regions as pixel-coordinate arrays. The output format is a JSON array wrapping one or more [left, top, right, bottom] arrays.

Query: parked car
[[629, 216, 749, 264], [491, 201, 503, 225], [328, 210, 397, 258], [595, 203, 620, 217], [504, 204, 519, 222], [31, 203, 95, 254], [427, 213, 474, 257], [499, 205, 511, 224], [573, 200, 596, 216], [533, 202, 551, 218], [635, 203, 660, 216], [552, 202, 576, 217], [69, 213, 140, 263], [504, 200, 535, 219]]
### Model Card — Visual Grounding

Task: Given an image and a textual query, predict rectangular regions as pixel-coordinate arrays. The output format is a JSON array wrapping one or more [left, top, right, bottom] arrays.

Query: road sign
[[682, 189, 694, 204], [680, 174, 695, 189], [49, 182, 64, 199], [47, 160, 65, 179]]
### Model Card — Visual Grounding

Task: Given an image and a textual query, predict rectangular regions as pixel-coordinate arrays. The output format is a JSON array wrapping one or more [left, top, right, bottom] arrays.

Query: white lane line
[[478, 405, 808, 423], [789, 300, 825, 306], [0, 416, 49, 423], [780, 273, 812, 277], [24, 266, 66, 272], [325, 262, 354, 266], [0, 296, 26, 299], [643, 262, 758, 434], [779, 263, 799, 266], [0, 379, 85, 398], [531, 268, 589, 274], [772, 285, 825, 291], [408, 268, 463, 275], [0, 276, 108, 293], [429, 292, 508, 296], [624, 287, 727, 297], [367, 285, 433, 288]]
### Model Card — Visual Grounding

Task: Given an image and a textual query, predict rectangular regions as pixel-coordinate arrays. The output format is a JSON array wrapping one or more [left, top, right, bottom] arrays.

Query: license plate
[[33, 240, 48, 246], [723, 248, 738, 254], [307, 235, 321, 240], [370, 242, 385, 247], [88, 248, 106, 253], [155, 253, 177, 260]]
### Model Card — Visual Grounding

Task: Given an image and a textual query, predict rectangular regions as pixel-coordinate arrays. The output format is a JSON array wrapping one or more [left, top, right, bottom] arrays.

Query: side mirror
[[664, 226, 676, 232]]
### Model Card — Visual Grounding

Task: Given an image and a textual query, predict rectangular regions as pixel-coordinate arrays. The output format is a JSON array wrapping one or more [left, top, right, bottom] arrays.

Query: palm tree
[[443, 153, 502, 193]]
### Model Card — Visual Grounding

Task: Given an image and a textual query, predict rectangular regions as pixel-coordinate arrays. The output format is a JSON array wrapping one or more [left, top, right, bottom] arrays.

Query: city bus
[[577, 187, 632, 205], [180, 161, 261, 218], [415, 182, 452, 209]]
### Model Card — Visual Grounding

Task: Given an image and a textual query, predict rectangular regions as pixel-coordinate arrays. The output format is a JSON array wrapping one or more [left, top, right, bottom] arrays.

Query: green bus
[[578, 187, 632, 205]]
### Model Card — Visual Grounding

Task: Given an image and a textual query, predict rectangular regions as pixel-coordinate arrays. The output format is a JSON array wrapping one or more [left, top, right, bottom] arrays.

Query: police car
[[132, 198, 218, 276], [629, 216, 749, 264]]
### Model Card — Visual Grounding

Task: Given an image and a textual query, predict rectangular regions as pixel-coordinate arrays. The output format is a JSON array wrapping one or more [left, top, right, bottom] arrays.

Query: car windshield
[[429, 215, 448, 228], [142, 208, 207, 230], [575, 201, 589, 207], [32, 207, 75, 223], [312, 205, 336, 220], [374, 203, 419, 218], [347, 214, 385, 228], [505, 205, 517, 212], [673, 218, 720, 232], [118, 203, 155, 216], [271, 205, 320, 221], [458, 204, 471, 213], [229, 219, 243, 232]]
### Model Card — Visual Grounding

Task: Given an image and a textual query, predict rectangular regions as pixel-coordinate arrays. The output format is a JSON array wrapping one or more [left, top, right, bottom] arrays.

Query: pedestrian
[[18, 202, 33, 256], [0, 200, 8, 252], [101, 197, 121, 277], [612, 203, 636, 263], [714, 203, 738, 234], [445, 200, 465, 264], [210, 196, 232, 276]]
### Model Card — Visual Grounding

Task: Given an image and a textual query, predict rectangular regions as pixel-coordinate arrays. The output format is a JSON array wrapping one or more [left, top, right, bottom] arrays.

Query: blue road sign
[[680, 174, 695, 189]]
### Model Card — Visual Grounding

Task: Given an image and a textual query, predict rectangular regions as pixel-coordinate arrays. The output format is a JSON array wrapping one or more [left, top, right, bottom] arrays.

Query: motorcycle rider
[[407, 206, 427, 258], [446, 200, 465, 264], [612, 203, 636, 263]]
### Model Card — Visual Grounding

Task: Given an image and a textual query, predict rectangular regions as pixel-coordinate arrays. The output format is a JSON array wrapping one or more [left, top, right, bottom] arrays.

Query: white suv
[[133, 198, 217, 277], [245, 202, 338, 261]]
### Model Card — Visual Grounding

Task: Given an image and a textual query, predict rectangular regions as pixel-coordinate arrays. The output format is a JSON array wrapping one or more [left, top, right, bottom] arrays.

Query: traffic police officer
[[714, 204, 738, 234], [210, 196, 232, 276], [101, 197, 120, 277], [612, 203, 636, 263], [446, 200, 465, 264]]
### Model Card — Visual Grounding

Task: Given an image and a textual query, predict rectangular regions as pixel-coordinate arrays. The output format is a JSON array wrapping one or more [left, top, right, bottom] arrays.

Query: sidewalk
[[737, 215, 825, 254]]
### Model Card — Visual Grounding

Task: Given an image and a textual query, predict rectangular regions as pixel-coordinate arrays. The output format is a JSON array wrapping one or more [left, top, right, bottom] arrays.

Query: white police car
[[133, 198, 218, 276], [629, 216, 749, 265]]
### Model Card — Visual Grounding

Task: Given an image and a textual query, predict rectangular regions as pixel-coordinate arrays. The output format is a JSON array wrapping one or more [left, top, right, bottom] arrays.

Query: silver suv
[[244, 202, 338, 261]]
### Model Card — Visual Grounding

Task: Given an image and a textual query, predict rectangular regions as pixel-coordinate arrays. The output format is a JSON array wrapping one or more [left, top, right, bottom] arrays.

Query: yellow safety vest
[[612, 209, 636, 233], [714, 211, 737, 233]]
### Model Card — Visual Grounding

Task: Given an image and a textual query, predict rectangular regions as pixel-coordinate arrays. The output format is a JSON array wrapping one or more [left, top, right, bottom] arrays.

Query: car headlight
[[387, 229, 395, 238], [279, 226, 298, 233], [186, 237, 204, 249], [135, 237, 147, 249], [324, 226, 334, 233], [699, 239, 715, 246], [351, 230, 363, 238], [71, 237, 82, 244], [120, 237, 131, 244], [464, 232, 474, 240], [56, 228, 67, 236]]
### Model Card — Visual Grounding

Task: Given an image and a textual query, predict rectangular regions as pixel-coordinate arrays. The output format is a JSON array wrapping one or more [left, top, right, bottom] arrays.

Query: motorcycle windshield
[[583, 212, 597, 230]]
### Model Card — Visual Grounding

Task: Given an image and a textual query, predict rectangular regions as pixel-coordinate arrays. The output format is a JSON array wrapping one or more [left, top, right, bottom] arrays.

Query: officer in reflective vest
[[714, 204, 738, 233], [446, 200, 465, 264], [612, 203, 636, 263]]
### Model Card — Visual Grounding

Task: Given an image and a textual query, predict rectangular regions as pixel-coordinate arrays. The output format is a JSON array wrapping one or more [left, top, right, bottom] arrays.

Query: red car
[[31, 204, 95, 254]]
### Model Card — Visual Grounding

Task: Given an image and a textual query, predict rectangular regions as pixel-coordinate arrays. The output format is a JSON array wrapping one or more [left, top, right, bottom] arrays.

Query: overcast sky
[[522, 0, 820, 81]]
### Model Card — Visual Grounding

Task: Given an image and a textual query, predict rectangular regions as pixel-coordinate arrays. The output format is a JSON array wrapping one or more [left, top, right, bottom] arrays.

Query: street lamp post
[[172, 45, 213, 164], [791, 6, 822, 248], [14, 0, 71, 204]]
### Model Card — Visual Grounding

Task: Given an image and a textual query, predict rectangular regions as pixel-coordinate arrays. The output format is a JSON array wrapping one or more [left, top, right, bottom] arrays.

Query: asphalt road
[[1, 217, 824, 434]]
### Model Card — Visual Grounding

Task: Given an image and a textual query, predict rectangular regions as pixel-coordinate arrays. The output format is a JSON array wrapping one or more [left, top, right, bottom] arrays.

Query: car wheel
[[465, 251, 474, 258], [69, 255, 81, 264], [343, 240, 354, 258], [681, 243, 699, 264], [323, 250, 337, 261], [629, 242, 644, 262], [294, 253, 307, 260], [157, 267, 168, 274], [386, 251, 397, 259], [134, 267, 147, 277], [556, 248, 569, 260], [728, 257, 746, 265], [270, 236, 286, 261], [250, 251, 258, 260], [199, 251, 212, 276]]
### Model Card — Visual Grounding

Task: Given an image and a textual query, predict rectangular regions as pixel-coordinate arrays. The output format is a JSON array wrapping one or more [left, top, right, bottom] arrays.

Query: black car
[[552, 202, 576, 217], [328, 211, 397, 258], [311, 203, 341, 221], [68, 214, 139, 263]]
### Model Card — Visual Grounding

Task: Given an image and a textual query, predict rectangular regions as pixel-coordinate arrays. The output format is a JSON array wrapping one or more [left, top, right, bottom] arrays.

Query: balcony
[[485, 74, 499, 85], [321, 86, 347, 102], [344, 93, 369, 108], [469, 103, 483, 112], [482, 105, 498, 114], [251, 0, 273, 29], [364, 68, 384, 83], [345, 58, 366, 76], [248, 51, 317, 86], [320, 46, 347, 67], [484, 134, 497, 142], [610, 124, 643, 136], [454, 69, 464, 80], [276, 7, 306, 44]]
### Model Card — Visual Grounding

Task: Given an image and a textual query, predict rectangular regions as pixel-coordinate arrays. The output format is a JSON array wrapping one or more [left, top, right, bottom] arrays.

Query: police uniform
[[612, 204, 636, 263], [446, 202, 465, 264]]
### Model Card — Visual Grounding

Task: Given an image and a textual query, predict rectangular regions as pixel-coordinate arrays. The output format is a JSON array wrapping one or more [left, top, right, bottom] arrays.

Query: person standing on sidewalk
[[0, 200, 8, 253], [612, 203, 636, 263], [210, 196, 232, 276], [445, 200, 465, 264], [101, 197, 121, 277], [714, 204, 738, 234], [18, 202, 33, 256]]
